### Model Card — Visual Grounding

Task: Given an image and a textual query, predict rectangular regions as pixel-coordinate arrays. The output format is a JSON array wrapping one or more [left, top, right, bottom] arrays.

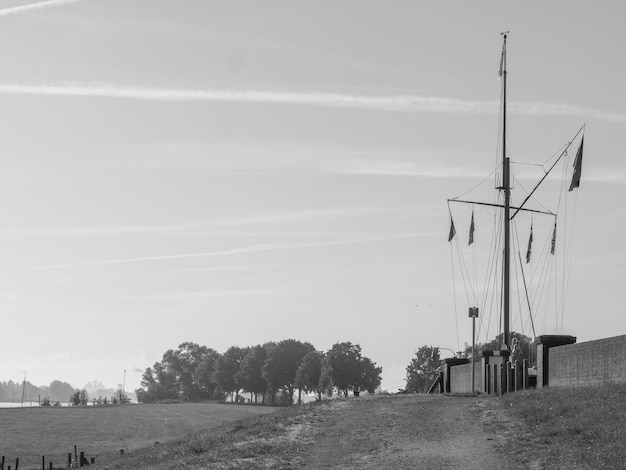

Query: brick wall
[[449, 362, 482, 393], [549, 335, 626, 387]]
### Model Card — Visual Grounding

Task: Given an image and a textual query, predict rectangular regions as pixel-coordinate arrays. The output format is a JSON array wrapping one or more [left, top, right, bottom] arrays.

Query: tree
[[70, 389, 89, 406], [319, 355, 334, 397], [163, 342, 214, 401], [357, 356, 383, 395], [194, 348, 222, 400], [49, 380, 75, 403], [237, 344, 270, 403], [137, 361, 178, 403], [295, 350, 324, 401], [263, 339, 315, 404], [325, 342, 382, 397], [214, 346, 248, 402], [405, 346, 442, 393]]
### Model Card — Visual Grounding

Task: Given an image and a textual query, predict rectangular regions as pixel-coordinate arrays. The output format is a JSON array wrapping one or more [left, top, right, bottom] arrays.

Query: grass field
[[0, 402, 277, 469], [501, 383, 626, 469]]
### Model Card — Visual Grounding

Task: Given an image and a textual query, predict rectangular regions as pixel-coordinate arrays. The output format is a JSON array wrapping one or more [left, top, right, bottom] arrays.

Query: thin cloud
[[23, 233, 429, 271], [0, 82, 624, 122], [0, 0, 84, 16], [32, 289, 283, 302]]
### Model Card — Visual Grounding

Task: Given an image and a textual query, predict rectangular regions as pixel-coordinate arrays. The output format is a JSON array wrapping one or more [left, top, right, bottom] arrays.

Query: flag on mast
[[526, 223, 533, 263], [568, 136, 584, 191], [448, 215, 456, 242], [469, 210, 475, 245], [550, 222, 557, 255]]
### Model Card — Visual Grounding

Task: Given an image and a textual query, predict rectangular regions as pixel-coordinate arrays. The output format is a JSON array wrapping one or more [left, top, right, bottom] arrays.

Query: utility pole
[[20, 371, 26, 407], [469, 308, 479, 393]]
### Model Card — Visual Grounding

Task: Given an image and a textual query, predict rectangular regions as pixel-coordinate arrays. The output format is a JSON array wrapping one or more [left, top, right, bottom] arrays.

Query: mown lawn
[[0, 402, 277, 469]]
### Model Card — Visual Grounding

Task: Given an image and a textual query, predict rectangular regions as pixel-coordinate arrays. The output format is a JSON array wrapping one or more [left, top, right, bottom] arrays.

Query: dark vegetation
[[136, 340, 382, 405]]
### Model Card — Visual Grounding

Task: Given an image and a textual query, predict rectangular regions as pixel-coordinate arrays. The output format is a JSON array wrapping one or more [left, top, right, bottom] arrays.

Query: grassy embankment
[[2, 385, 625, 469], [501, 383, 626, 469], [0, 402, 277, 469]]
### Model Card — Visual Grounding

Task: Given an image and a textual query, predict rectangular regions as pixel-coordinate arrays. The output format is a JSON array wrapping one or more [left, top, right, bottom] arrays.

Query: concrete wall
[[449, 362, 482, 394], [549, 335, 626, 387]]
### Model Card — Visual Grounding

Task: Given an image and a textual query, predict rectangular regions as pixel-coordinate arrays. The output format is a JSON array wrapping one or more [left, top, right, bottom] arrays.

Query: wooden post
[[438, 371, 444, 394], [485, 364, 491, 395], [505, 361, 515, 393], [74, 446, 78, 464], [49, 463, 52, 470], [492, 363, 498, 395], [1, 455, 4, 470], [523, 359, 529, 390], [14, 458, 18, 470], [68, 453, 72, 467], [41, 456, 45, 470], [500, 363, 505, 396], [79, 451, 85, 467]]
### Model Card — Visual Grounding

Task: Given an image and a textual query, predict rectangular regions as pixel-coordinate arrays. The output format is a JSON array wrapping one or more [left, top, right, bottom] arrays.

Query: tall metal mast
[[501, 32, 511, 350]]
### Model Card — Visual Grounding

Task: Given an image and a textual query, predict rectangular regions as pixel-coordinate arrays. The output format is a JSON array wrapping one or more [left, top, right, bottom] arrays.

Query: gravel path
[[295, 394, 526, 469]]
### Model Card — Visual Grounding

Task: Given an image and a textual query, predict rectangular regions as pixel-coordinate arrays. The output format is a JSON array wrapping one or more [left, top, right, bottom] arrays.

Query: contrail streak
[[0, 0, 84, 16], [23, 233, 427, 271], [0, 82, 623, 122]]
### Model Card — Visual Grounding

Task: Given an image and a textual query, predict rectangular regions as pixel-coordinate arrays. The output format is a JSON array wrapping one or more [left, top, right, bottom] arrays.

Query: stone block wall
[[449, 362, 482, 394], [549, 335, 626, 387]]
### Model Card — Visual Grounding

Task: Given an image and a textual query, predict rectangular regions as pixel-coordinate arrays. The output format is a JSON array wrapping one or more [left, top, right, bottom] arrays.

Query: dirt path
[[294, 394, 524, 469]]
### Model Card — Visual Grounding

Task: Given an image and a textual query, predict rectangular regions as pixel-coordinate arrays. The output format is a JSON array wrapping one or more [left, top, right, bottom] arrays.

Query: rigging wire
[[449, 238, 461, 353]]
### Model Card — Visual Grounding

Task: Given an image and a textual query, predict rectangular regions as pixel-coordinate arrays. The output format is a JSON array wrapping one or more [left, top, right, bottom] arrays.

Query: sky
[[0, 0, 625, 394]]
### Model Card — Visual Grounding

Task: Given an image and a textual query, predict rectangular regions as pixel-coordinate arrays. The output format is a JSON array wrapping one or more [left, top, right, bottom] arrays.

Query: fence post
[[485, 363, 491, 394], [500, 363, 506, 395], [492, 363, 498, 395], [1, 455, 4, 470], [68, 453, 72, 467], [14, 458, 18, 470], [80, 452, 85, 467], [523, 359, 529, 390], [41, 456, 44, 470], [505, 361, 515, 393]]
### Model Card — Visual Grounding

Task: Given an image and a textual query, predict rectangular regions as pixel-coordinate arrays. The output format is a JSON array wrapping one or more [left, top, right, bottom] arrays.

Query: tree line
[[135, 339, 382, 405], [0, 380, 75, 403]]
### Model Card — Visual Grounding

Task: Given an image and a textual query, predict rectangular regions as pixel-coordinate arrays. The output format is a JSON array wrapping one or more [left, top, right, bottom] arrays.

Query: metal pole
[[471, 316, 476, 393]]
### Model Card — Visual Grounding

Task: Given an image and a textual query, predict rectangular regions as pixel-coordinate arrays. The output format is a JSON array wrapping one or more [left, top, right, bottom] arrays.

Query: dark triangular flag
[[568, 136, 584, 191], [448, 216, 456, 242], [550, 222, 557, 255], [526, 223, 533, 263], [469, 211, 475, 246]]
